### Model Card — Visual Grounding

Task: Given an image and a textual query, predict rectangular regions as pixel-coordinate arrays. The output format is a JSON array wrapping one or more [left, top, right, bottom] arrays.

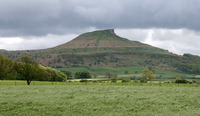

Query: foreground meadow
[[0, 85, 200, 116]]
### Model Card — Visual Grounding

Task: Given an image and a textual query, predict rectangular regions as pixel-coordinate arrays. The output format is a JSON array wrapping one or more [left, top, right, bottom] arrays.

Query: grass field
[[1, 80, 200, 88], [57, 66, 195, 79], [1, 80, 200, 87], [1, 83, 200, 115]]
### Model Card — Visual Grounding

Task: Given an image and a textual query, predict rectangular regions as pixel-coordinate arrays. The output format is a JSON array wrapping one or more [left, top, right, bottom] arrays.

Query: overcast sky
[[0, 0, 200, 56]]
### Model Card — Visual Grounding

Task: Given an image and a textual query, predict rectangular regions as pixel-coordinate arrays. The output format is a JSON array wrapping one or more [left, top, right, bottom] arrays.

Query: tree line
[[1, 54, 157, 85], [0, 55, 67, 85], [176, 54, 200, 75]]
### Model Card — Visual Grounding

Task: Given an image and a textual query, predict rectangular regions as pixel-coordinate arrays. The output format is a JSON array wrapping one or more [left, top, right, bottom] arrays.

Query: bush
[[92, 80, 98, 83], [175, 79, 189, 83], [111, 77, 117, 83], [80, 79, 88, 83], [140, 77, 147, 83], [121, 78, 131, 83], [124, 71, 129, 74], [134, 79, 139, 83]]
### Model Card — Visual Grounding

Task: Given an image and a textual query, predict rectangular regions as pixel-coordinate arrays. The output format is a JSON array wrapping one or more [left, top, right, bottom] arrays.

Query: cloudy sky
[[0, 0, 200, 56]]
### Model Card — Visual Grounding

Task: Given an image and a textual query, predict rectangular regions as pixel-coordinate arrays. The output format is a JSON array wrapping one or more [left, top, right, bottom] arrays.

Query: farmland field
[[1, 84, 200, 115], [57, 66, 195, 79]]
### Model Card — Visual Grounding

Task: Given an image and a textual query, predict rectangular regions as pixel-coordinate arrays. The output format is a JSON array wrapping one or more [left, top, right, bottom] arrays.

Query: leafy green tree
[[74, 71, 91, 79], [106, 72, 112, 79], [54, 71, 67, 81], [80, 71, 92, 79], [14, 56, 42, 85], [61, 71, 73, 79], [141, 68, 155, 82], [41, 66, 67, 82], [0, 55, 15, 80]]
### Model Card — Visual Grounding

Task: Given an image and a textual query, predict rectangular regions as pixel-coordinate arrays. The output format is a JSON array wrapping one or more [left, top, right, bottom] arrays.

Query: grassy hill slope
[[0, 29, 200, 76]]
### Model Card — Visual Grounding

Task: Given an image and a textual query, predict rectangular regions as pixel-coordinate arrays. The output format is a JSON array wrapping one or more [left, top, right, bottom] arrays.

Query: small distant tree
[[106, 72, 113, 79], [124, 71, 129, 74], [61, 71, 73, 79], [176, 76, 182, 80], [93, 73, 97, 78], [106, 72, 117, 79], [74, 71, 91, 79], [114, 74, 118, 78], [80, 71, 92, 78], [111, 76, 117, 83], [141, 68, 155, 83], [148, 66, 153, 71], [134, 71, 138, 74]]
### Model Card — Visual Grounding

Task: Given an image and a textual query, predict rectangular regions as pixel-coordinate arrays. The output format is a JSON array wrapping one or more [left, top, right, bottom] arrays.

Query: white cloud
[[115, 28, 200, 56], [0, 27, 97, 51], [0, 34, 77, 50]]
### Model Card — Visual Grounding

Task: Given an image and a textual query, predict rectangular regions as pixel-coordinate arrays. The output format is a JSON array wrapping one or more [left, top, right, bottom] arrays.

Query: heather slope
[[54, 29, 149, 49]]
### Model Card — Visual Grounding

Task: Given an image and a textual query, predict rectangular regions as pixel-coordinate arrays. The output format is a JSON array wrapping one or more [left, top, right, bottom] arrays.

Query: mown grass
[[0, 84, 200, 116]]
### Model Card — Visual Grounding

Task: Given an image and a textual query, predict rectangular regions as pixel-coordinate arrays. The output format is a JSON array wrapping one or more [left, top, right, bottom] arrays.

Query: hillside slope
[[1, 29, 198, 74], [55, 29, 149, 49]]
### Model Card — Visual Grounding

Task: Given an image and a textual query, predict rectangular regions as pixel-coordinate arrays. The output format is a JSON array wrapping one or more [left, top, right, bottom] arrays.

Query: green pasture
[[57, 66, 194, 79], [0, 84, 200, 116], [0, 80, 199, 87]]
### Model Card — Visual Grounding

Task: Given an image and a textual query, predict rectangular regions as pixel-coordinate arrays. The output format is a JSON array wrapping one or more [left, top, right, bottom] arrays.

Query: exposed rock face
[[108, 29, 115, 34]]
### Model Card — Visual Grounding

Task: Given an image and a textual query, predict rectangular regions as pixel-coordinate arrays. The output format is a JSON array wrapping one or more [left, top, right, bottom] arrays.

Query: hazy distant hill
[[0, 29, 200, 74]]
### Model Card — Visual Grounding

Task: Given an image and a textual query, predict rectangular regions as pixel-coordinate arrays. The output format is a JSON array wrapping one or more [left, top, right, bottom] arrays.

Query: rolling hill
[[0, 29, 200, 76]]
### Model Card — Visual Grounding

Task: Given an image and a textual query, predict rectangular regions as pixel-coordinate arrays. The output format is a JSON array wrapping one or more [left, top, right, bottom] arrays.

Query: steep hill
[[55, 29, 150, 49], [0, 29, 199, 74]]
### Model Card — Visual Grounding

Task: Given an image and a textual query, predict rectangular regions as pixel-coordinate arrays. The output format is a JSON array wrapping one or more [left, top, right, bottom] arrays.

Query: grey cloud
[[0, 0, 200, 36]]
